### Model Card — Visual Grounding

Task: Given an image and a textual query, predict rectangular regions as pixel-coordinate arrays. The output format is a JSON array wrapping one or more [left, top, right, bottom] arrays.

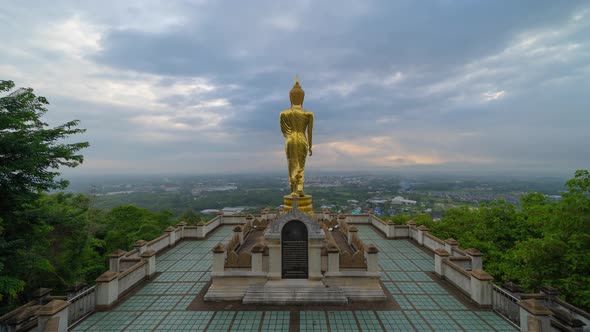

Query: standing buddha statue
[[280, 75, 314, 200]]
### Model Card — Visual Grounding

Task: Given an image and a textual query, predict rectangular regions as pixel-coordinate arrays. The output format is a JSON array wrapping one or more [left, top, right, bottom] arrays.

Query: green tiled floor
[[230, 311, 262, 332], [207, 311, 235, 332], [261, 311, 290, 332], [419, 310, 463, 331], [356, 310, 383, 331], [72, 225, 517, 331], [378, 311, 415, 331], [125, 312, 169, 331], [155, 311, 213, 331], [300, 311, 329, 332], [327, 311, 359, 332]]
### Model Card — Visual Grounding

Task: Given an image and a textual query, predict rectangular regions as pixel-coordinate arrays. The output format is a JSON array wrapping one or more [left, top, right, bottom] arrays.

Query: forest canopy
[[418, 170, 590, 311]]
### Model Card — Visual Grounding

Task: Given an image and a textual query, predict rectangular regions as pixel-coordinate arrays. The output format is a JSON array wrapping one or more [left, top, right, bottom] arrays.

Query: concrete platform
[[72, 225, 518, 332]]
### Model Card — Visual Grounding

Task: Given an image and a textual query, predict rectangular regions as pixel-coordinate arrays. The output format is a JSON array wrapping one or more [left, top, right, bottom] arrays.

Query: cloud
[[482, 91, 506, 102], [1, 1, 588, 176]]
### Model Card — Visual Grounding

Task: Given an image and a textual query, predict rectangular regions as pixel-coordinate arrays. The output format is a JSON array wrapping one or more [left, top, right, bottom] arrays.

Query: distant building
[[367, 199, 388, 204], [200, 209, 220, 215], [162, 186, 180, 192], [206, 185, 237, 191], [221, 207, 246, 215], [391, 196, 417, 205]]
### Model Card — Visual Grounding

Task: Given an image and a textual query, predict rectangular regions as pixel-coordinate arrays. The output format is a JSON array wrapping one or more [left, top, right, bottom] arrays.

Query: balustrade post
[[327, 242, 340, 273], [165, 226, 176, 246], [141, 250, 157, 279], [176, 221, 187, 240], [211, 243, 226, 273], [417, 225, 429, 246], [366, 244, 379, 273], [348, 226, 358, 245], [470, 270, 493, 306], [434, 248, 450, 277], [251, 243, 264, 273], [234, 226, 244, 245], [518, 298, 552, 332], [465, 248, 483, 271], [444, 238, 459, 255], [133, 240, 147, 255], [95, 271, 119, 310], [37, 299, 70, 332], [109, 249, 126, 272]]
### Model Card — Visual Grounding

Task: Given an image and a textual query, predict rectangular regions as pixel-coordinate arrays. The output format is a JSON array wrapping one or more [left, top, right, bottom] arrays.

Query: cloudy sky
[[2, 1, 589, 176]]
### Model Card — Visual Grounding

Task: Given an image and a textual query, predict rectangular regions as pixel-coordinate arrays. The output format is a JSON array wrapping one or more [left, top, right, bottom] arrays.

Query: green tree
[[103, 205, 175, 253], [504, 170, 590, 310], [179, 209, 201, 224], [422, 171, 590, 311], [18, 194, 104, 292], [0, 80, 88, 304]]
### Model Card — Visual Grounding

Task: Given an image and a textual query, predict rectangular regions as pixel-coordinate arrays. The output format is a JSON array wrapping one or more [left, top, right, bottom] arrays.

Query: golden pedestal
[[283, 195, 313, 214]]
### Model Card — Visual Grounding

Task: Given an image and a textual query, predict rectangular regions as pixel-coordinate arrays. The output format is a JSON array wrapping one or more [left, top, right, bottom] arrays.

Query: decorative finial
[[295, 74, 299, 84]]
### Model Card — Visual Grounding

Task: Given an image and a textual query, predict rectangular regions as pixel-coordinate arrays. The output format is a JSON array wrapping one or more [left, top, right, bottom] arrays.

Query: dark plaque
[[281, 220, 308, 279]]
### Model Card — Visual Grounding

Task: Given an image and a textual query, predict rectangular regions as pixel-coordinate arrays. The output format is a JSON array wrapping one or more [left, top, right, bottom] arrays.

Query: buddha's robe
[[280, 107, 314, 193]]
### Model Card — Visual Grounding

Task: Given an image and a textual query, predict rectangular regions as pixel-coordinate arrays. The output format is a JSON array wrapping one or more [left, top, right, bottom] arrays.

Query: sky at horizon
[[1, 1, 589, 177]]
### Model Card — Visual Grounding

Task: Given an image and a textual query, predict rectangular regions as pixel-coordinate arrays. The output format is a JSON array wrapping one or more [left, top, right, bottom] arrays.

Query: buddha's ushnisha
[[280, 75, 314, 197]]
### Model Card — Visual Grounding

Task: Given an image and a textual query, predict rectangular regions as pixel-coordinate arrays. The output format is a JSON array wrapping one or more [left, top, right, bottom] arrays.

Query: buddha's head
[[289, 75, 305, 106]]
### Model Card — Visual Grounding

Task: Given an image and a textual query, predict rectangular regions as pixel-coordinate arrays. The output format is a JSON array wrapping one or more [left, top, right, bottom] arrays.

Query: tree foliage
[[0, 80, 88, 213], [102, 205, 174, 254], [179, 209, 201, 224], [0, 80, 88, 307], [425, 170, 590, 311]]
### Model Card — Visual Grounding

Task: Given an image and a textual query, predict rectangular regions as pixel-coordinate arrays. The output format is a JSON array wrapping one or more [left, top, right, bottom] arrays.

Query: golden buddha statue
[[280, 75, 314, 198]]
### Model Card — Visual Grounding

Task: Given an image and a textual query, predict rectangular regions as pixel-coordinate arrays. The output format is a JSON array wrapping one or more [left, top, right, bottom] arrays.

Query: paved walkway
[[72, 225, 517, 331]]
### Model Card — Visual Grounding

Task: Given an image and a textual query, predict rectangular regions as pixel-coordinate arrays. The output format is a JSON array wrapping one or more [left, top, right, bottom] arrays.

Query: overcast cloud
[[1, 1, 589, 176]]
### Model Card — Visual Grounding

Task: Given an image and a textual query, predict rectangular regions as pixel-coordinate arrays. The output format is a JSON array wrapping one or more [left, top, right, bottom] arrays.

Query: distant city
[[64, 174, 566, 218]]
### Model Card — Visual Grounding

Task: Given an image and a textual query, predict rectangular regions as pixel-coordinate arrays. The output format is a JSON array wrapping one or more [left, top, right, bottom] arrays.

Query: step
[[243, 281, 348, 305]]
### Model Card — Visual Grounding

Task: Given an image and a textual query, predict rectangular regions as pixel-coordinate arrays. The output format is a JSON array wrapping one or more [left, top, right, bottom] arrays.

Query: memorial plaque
[[281, 220, 308, 279]]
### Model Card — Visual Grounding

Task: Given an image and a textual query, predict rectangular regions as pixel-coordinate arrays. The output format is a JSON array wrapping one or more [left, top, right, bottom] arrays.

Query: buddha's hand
[[309, 149, 313, 156]]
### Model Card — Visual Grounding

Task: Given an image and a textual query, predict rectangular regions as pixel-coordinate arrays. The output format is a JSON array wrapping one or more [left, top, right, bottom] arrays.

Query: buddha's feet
[[298, 190, 305, 197]]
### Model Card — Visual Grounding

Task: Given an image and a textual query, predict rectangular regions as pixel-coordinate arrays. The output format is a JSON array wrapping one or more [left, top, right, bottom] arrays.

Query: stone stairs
[[242, 280, 348, 304]]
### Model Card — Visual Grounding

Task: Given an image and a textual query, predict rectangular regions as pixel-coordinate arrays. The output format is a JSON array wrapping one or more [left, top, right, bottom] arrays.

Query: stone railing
[[344, 214, 372, 224], [226, 251, 252, 268], [338, 213, 589, 331], [339, 250, 366, 269], [95, 249, 156, 310], [492, 284, 521, 327], [117, 259, 148, 296], [552, 297, 589, 331], [147, 233, 169, 253], [338, 216, 350, 236], [0, 289, 70, 332], [328, 214, 494, 307], [1, 211, 275, 331], [369, 214, 390, 236], [440, 255, 473, 295], [67, 286, 96, 327], [252, 218, 269, 229], [433, 248, 494, 308]]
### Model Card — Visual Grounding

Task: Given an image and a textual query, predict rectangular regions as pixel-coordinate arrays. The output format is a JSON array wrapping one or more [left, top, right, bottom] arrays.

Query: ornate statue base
[[283, 195, 313, 214]]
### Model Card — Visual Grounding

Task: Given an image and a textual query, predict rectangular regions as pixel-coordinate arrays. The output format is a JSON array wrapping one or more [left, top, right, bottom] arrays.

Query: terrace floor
[[72, 225, 517, 331]]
